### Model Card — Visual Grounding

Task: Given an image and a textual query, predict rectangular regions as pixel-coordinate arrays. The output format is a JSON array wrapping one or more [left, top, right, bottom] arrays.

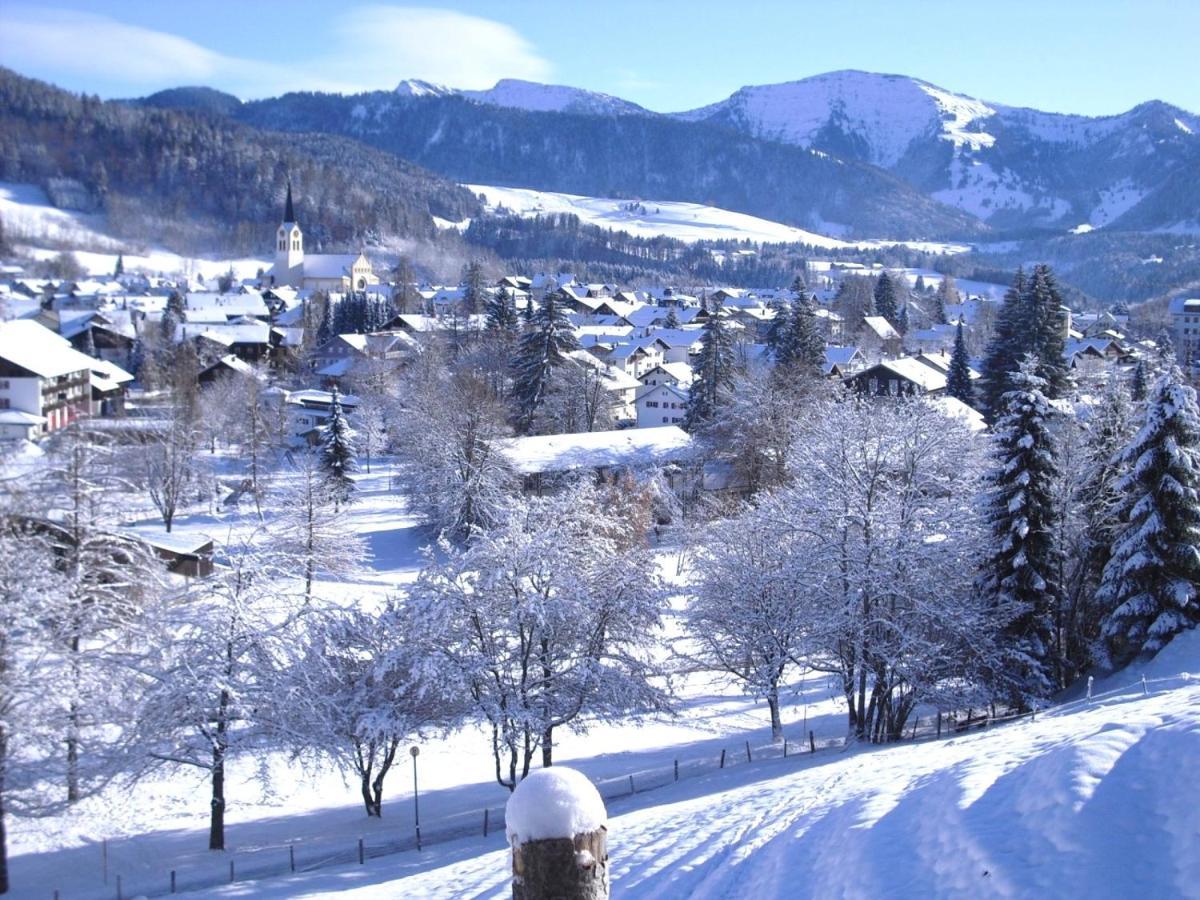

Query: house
[[823, 346, 863, 377], [635, 382, 689, 428], [179, 319, 272, 364], [312, 331, 422, 383], [845, 357, 949, 397], [494, 426, 696, 492], [282, 389, 360, 445], [564, 350, 641, 423], [603, 340, 664, 379], [0, 319, 95, 435], [265, 184, 379, 291], [860, 316, 903, 359], [638, 362, 695, 390]]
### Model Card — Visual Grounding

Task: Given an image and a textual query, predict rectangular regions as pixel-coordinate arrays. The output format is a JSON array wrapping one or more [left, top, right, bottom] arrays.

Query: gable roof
[[0, 319, 97, 378], [495, 426, 695, 475]]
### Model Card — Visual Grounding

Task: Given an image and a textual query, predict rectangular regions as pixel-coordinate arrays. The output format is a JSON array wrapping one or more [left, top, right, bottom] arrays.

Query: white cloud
[[0, 4, 553, 98]]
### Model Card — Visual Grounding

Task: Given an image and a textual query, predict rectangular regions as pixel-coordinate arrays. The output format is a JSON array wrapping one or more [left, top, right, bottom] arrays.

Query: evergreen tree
[[979, 268, 1028, 420], [511, 292, 580, 433], [946, 320, 974, 405], [664, 306, 681, 329], [160, 290, 185, 344], [685, 304, 736, 431], [1097, 369, 1200, 663], [873, 272, 900, 327], [1155, 328, 1176, 367], [777, 297, 825, 374], [934, 274, 958, 324], [316, 292, 335, 346], [897, 304, 910, 335], [1023, 264, 1071, 399], [978, 358, 1064, 705], [790, 272, 808, 298], [461, 260, 486, 314], [765, 299, 792, 358], [485, 285, 519, 333], [320, 387, 357, 505], [915, 274, 927, 295], [1131, 359, 1148, 402], [522, 295, 535, 324], [113, 253, 124, 277]]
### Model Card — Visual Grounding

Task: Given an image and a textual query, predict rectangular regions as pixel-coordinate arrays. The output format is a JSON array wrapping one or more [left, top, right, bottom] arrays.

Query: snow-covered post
[[506, 767, 609, 900]]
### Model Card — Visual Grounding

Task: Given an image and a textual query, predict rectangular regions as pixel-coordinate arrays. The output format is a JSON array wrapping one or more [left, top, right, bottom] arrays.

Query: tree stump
[[512, 827, 609, 900]]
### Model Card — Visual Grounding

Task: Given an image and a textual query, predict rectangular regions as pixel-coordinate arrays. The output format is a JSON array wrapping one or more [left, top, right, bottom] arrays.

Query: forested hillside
[[0, 69, 480, 255]]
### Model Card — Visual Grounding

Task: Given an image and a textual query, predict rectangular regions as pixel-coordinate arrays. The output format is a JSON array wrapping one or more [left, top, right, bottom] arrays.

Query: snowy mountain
[[461, 78, 651, 116], [676, 70, 1200, 233]]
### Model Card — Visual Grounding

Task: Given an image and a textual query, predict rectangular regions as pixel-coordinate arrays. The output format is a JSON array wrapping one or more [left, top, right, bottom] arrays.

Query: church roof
[[284, 181, 296, 224]]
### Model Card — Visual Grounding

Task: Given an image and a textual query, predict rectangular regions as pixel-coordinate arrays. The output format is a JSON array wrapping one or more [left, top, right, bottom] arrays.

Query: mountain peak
[[393, 79, 454, 98], [461, 79, 650, 116]]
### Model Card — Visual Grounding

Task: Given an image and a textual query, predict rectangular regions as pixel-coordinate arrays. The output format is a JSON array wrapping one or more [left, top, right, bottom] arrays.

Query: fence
[[54, 671, 1192, 899]]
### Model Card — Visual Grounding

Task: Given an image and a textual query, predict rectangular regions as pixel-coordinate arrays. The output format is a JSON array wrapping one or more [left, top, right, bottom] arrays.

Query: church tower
[[274, 182, 304, 286]]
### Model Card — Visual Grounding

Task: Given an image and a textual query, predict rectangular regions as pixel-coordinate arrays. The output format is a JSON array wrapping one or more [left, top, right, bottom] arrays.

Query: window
[[0, 379, 8, 389], [662, 416, 669, 423], [646, 401, 658, 408], [0, 398, 9, 409]]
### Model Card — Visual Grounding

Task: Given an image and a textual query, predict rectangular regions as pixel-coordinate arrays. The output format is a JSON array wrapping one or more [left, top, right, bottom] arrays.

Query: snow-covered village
[[1, 3, 1199, 899]]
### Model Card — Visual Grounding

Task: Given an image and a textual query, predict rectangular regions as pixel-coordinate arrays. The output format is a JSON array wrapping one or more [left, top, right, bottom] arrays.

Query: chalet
[[283, 389, 360, 445], [0, 319, 95, 436], [860, 316, 903, 359], [845, 357, 949, 397], [823, 346, 863, 377]]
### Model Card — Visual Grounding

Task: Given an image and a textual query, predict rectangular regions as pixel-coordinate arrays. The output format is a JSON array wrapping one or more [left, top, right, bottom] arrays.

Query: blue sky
[[2, 1, 1196, 114]]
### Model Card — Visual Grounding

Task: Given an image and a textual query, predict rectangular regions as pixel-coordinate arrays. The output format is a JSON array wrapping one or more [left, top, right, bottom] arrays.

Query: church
[[266, 184, 379, 292]]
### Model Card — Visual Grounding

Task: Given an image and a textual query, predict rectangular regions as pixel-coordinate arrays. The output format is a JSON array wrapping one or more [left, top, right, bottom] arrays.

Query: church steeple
[[275, 181, 304, 286], [284, 181, 296, 224]]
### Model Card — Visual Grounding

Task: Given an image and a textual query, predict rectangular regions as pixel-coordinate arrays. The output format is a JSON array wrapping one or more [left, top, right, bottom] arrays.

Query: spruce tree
[[1023, 264, 1071, 400], [765, 299, 792, 359], [778, 297, 825, 375], [979, 268, 1028, 420], [511, 292, 580, 433], [934, 274, 958, 324], [461, 260, 486, 314], [485, 285, 519, 333], [114, 253, 124, 277], [946, 320, 974, 405], [316, 293, 335, 346], [873, 272, 900, 327], [1131, 359, 1148, 402], [684, 304, 736, 431], [897, 304, 910, 335], [320, 387, 357, 505], [978, 358, 1064, 704], [1096, 369, 1200, 663], [664, 307, 681, 329], [790, 272, 808, 298], [160, 290, 185, 344]]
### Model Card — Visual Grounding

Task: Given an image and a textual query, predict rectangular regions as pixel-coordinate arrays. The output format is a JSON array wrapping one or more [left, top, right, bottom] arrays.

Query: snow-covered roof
[[855, 357, 948, 393], [823, 346, 862, 374], [300, 254, 364, 279], [863, 316, 901, 340], [0, 409, 46, 425], [639, 362, 695, 387], [89, 358, 135, 393], [495, 426, 695, 475], [926, 396, 986, 432], [285, 389, 361, 409], [0, 319, 97, 378]]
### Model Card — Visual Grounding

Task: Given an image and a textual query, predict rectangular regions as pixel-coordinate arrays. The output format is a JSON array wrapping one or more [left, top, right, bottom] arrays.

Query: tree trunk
[[1, 725, 9, 895], [512, 828, 608, 900], [66, 633, 81, 804], [360, 769, 380, 817], [767, 687, 783, 741], [209, 689, 229, 851], [542, 725, 554, 768]]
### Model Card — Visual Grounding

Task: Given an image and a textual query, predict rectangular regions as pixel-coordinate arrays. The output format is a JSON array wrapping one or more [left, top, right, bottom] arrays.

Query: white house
[[0, 319, 96, 436], [635, 382, 689, 428], [1170, 296, 1200, 363]]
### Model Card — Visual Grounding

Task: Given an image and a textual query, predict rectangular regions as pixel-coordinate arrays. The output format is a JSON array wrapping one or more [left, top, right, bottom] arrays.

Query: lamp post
[[410, 746, 421, 851]]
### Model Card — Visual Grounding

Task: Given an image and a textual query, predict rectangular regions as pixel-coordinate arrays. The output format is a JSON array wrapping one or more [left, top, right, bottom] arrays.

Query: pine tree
[[790, 272, 808, 298], [873, 272, 900, 327], [320, 387, 357, 505], [511, 292, 580, 433], [1096, 369, 1200, 663], [1023, 264, 1071, 399], [1131, 359, 1149, 402], [765, 300, 792, 358], [685, 304, 736, 431], [160, 290, 185, 344], [946, 320, 974, 405], [485, 285, 519, 333], [1156, 328, 1176, 365], [934, 274, 958, 324], [979, 268, 1028, 420], [114, 253, 124, 277], [461, 260, 486, 314], [978, 358, 1064, 705], [664, 307, 681, 329], [316, 292, 335, 346], [897, 304, 910, 335]]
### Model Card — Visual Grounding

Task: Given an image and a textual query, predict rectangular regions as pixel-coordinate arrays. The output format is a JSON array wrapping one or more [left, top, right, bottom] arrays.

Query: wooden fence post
[[809, 731, 815, 753], [628, 775, 635, 795], [171, 869, 177, 893], [229, 860, 235, 883], [484, 808, 490, 837], [673, 760, 679, 782], [508, 767, 609, 900], [719, 749, 726, 769], [359, 838, 365, 865], [745, 741, 752, 762], [937, 711, 942, 737], [290, 844, 295, 873]]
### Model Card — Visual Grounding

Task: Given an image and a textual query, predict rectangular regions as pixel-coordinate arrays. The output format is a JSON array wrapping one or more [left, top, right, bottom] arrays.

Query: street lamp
[[410, 746, 421, 851]]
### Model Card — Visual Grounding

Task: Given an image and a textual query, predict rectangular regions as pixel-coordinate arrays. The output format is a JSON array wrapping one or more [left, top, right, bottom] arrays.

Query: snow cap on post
[[507, 767, 609, 900], [506, 766, 606, 845]]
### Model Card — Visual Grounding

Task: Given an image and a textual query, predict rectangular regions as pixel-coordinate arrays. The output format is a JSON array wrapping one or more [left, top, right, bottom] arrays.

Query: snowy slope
[[461, 79, 651, 116], [676, 70, 996, 168], [467, 184, 972, 253], [213, 632, 1200, 899]]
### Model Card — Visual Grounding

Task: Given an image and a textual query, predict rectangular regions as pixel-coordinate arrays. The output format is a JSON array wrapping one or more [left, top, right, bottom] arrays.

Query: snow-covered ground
[[1, 181, 271, 281], [9, 449, 1199, 899], [466, 184, 973, 254]]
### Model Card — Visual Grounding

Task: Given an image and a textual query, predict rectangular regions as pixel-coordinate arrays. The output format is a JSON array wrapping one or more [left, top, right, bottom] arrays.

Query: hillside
[[222, 632, 1200, 898], [0, 68, 480, 256], [224, 90, 984, 241]]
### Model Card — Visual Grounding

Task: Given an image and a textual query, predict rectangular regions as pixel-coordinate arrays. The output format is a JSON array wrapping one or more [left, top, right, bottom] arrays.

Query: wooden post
[[358, 838, 365, 865], [171, 870, 177, 893], [628, 775, 635, 795], [1142, 675, 1148, 695], [484, 808, 490, 837], [745, 741, 752, 762], [937, 711, 942, 737], [719, 749, 726, 769], [674, 759, 679, 782], [508, 768, 609, 900], [809, 730, 815, 753], [103, 839, 109, 884], [116, 874, 122, 900], [229, 860, 235, 883], [290, 844, 295, 873]]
